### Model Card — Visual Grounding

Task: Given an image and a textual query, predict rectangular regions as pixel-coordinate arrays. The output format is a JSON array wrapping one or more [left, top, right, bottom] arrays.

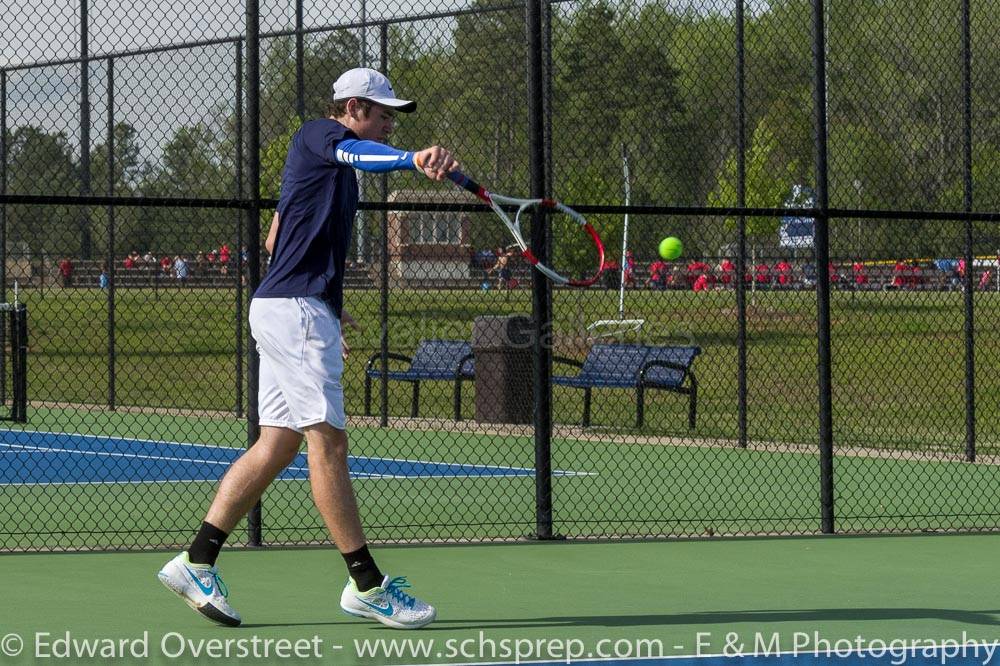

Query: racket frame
[[448, 171, 605, 287]]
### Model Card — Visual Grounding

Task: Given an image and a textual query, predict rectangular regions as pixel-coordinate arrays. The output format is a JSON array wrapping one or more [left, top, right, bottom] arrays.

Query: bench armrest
[[365, 351, 413, 373], [552, 356, 584, 372], [454, 352, 475, 377]]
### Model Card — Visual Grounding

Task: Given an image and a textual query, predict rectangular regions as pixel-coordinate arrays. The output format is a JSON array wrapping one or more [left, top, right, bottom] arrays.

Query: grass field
[[14, 284, 1000, 452]]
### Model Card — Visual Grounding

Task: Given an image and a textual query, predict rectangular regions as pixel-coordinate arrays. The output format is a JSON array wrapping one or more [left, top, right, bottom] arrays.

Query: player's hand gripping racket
[[446, 171, 605, 287]]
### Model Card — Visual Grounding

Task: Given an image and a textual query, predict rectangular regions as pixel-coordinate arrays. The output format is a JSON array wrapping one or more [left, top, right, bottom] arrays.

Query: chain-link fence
[[2, 0, 1000, 551]]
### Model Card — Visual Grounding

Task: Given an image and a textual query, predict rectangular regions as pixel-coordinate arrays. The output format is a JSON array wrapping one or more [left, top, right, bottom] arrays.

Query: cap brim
[[368, 96, 417, 113]]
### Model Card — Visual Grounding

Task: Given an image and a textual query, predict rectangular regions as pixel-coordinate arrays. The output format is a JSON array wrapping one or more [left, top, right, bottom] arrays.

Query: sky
[[1, 0, 761, 162], [1, 0, 463, 160]]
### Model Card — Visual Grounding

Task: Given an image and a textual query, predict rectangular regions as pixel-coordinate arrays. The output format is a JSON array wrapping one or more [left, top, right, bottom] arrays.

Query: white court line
[[0, 441, 308, 472], [0, 445, 590, 487], [0, 473, 513, 486], [0, 428, 594, 476]]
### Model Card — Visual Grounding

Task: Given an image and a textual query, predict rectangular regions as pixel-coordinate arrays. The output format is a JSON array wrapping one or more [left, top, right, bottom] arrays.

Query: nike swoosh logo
[[358, 598, 394, 616], [185, 567, 215, 596]]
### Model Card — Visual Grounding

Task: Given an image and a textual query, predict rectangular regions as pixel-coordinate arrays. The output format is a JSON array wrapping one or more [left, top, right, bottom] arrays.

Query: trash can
[[472, 315, 534, 424]]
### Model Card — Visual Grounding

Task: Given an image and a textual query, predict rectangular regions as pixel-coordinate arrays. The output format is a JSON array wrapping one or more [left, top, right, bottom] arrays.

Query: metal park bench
[[364, 339, 475, 420], [553, 343, 701, 429]]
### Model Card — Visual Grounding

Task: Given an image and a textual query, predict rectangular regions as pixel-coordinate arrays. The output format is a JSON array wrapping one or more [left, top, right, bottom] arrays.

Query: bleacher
[[16, 256, 990, 292], [68, 260, 240, 289]]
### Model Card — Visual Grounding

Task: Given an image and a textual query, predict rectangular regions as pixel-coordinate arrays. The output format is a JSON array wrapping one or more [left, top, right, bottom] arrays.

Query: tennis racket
[[446, 171, 606, 287]]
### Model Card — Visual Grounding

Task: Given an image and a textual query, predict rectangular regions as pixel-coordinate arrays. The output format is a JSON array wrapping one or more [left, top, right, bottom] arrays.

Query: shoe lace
[[211, 569, 230, 598], [384, 576, 417, 609]]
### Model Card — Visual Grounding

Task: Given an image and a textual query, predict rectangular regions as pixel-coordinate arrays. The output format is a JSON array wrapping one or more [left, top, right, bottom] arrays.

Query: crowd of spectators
[[52, 244, 249, 289], [469, 244, 1000, 293], [634, 257, 995, 292], [112, 244, 246, 284]]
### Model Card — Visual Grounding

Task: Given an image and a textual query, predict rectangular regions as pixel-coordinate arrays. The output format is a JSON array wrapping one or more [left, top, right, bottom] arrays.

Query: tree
[[130, 124, 233, 255], [709, 117, 801, 250], [90, 122, 144, 196], [259, 32, 362, 151], [5, 127, 79, 256], [451, 0, 529, 190]]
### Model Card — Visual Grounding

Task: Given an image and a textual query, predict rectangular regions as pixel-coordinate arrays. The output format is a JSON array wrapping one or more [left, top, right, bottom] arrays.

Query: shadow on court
[[239, 622, 361, 629], [417, 608, 1000, 630], [235, 608, 1000, 630]]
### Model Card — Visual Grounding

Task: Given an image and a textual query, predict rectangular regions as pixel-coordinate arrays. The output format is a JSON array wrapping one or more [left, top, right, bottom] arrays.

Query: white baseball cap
[[331, 68, 416, 113]]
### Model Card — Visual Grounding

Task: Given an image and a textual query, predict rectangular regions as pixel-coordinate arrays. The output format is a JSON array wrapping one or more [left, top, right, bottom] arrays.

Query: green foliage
[[9, 0, 1000, 261], [709, 117, 800, 246], [5, 127, 80, 256], [261, 117, 302, 201]]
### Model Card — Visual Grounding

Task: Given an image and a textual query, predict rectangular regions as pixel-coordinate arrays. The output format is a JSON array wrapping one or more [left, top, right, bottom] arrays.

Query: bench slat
[[642, 346, 700, 388]]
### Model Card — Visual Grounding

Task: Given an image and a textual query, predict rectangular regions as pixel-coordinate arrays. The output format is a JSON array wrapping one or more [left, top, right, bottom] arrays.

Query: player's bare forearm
[[341, 309, 360, 330], [265, 211, 280, 255]]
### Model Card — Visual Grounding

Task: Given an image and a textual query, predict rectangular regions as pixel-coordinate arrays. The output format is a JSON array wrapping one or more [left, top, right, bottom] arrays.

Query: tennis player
[[158, 68, 458, 630]]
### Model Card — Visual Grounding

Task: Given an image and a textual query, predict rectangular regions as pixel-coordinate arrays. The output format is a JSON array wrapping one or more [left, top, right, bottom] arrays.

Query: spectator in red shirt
[[754, 263, 770, 285], [647, 260, 667, 289], [851, 261, 867, 286], [775, 260, 792, 286], [692, 273, 710, 292], [219, 244, 231, 276], [719, 258, 735, 285], [828, 261, 841, 284], [123, 255, 135, 270], [622, 250, 636, 288], [160, 255, 173, 276], [58, 257, 74, 288], [686, 260, 710, 288], [892, 261, 906, 289]]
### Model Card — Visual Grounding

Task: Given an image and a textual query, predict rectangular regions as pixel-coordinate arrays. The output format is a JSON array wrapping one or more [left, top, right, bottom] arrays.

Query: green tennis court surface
[[4, 405, 1000, 550], [3, 534, 1000, 665]]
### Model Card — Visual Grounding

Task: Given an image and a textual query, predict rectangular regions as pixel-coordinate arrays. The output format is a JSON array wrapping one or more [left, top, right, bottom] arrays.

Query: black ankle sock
[[342, 545, 383, 592], [188, 521, 229, 566]]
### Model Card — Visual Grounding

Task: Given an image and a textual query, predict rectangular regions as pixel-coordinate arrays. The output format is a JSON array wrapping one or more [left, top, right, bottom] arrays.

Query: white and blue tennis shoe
[[157, 551, 241, 627], [340, 574, 436, 629]]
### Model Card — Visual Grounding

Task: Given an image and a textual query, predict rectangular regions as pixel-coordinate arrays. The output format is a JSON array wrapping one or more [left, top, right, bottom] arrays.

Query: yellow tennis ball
[[659, 236, 683, 261]]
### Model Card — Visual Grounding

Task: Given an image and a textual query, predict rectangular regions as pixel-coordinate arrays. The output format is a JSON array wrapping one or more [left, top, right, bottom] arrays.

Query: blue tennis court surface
[[0, 430, 588, 485]]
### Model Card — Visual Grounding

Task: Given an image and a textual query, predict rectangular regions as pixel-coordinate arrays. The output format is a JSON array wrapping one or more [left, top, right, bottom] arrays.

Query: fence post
[[79, 0, 93, 260], [736, 0, 748, 450], [542, 0, 552, 195], [106, 57, 116, 410], [527, 0, 555, 540], [961, 0, 976, 463], [1, 69, 7, 410], [295, 0, 305, 121], [13, 303, 27, 422], [235, 42, 245, 419], [245, 0, 264, 546], [812, 0, 835, 534], [1, 69, 7, 304], [378, 23, 390, 428]]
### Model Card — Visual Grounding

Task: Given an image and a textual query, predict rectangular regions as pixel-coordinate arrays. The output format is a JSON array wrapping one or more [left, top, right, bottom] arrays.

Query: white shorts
[[249, 296, 346, 432]]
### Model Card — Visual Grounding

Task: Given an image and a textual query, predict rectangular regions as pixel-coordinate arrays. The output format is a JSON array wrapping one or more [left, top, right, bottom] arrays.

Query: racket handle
[[448, 171, 489, 202]]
